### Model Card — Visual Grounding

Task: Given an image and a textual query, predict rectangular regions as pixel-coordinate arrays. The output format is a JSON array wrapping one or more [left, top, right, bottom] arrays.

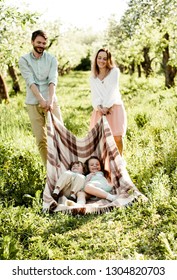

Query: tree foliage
[[0, 0, 38, 71], [106, 0, 177, 86], [1, 0, 177, 92], [0, 0, 39, 100]]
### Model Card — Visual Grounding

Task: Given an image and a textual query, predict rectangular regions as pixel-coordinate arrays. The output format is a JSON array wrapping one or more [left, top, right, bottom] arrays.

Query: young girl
[[83, 156, 118, 202]]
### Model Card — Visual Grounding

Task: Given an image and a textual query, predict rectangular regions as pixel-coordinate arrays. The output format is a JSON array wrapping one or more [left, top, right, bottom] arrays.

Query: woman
[[89, 48, 127, 156]]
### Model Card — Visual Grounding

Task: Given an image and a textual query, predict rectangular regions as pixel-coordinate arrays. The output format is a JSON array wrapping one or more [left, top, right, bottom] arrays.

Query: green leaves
[[106, 0, 177, 84], [0, 142, 45, 206], [0, 1, 38, 71]]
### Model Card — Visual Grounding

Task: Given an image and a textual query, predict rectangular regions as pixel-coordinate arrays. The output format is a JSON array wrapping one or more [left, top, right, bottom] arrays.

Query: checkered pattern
[[42, 112, 145, 214]]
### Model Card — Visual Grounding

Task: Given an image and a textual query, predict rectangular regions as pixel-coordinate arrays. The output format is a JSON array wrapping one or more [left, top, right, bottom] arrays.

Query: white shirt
[[89, 67, 123, 110]]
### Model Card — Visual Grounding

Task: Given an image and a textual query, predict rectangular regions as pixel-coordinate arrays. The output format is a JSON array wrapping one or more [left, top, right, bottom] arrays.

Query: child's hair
[[84, 156, 110, 179], [69, 160, 86, 174]]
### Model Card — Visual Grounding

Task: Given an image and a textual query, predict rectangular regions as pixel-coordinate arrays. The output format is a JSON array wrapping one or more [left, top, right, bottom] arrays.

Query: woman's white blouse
[[89, 67, 123, 110]]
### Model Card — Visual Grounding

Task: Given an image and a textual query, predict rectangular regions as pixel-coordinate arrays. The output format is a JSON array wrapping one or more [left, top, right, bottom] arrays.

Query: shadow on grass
[[42, 210, 100, 237]]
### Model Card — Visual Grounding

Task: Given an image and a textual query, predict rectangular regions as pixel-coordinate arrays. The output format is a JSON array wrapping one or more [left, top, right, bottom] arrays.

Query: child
[[52, 161, 86, 203], [83, 156, 118, 202]]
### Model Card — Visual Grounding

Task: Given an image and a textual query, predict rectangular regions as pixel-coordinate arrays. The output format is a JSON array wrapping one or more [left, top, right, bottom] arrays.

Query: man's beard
[[33, 46, 45, 54]]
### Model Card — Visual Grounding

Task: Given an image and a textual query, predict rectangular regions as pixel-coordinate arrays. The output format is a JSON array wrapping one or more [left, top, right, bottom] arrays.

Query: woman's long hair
[[91, 48, 115, 77]]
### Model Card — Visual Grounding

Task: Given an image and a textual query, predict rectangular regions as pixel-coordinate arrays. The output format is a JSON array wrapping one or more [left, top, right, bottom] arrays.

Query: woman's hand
[[102, 107, 110, 115], [97, 105, 112, 116]]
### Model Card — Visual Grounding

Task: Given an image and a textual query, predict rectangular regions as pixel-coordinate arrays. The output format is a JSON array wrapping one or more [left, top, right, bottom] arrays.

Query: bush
[[74, 54, 91, 71], [135, 113, 149, 128], [0, 142, 46, 206]]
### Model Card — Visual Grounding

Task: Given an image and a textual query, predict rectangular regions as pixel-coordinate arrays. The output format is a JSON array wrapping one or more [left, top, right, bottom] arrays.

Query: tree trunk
[[129, 60, 135, 75], [162, 33, 177, 88], [0, 73, 9, 103], [8, 65, 20, 93], [141, 47, 153, 77], [118, 63, 127, 73], [137, 64, 141, 77]]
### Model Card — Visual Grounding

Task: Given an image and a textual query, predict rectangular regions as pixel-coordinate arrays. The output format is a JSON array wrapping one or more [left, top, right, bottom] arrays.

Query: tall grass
[[0, 71, 177, 260]]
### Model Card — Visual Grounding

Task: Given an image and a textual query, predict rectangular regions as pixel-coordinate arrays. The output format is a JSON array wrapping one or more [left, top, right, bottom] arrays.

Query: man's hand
[[39, 98, 47, 109], [46, 99, 54, 111]]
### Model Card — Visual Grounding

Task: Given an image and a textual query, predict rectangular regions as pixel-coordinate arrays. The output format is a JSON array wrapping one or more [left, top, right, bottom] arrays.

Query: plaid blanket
[[43, 112, 147, 214]]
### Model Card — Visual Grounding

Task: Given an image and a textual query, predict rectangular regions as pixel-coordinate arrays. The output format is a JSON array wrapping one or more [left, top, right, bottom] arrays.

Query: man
[[19, 30, 63, 167]]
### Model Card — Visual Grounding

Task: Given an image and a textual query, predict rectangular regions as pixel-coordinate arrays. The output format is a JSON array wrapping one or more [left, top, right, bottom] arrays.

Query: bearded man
[[19, 30, 63, 167]]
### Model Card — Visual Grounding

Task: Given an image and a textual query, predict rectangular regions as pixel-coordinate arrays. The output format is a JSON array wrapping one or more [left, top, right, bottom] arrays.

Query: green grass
[[58, 71, 92, 137], [0, 71, 177, 260]]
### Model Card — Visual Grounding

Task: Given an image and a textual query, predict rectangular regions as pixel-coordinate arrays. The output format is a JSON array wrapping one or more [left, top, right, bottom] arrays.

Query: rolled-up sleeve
[[19, 52, 59, 104], [19, 57, 36, 87], [48, 57, 58, 86]]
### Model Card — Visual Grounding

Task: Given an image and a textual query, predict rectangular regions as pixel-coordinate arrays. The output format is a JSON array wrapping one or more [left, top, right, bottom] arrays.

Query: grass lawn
[[0, 71, 177, 260]]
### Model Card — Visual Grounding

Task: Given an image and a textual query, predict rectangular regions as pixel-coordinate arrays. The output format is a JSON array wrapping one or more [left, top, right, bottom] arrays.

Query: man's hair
[[31, 30, 48, 41]]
